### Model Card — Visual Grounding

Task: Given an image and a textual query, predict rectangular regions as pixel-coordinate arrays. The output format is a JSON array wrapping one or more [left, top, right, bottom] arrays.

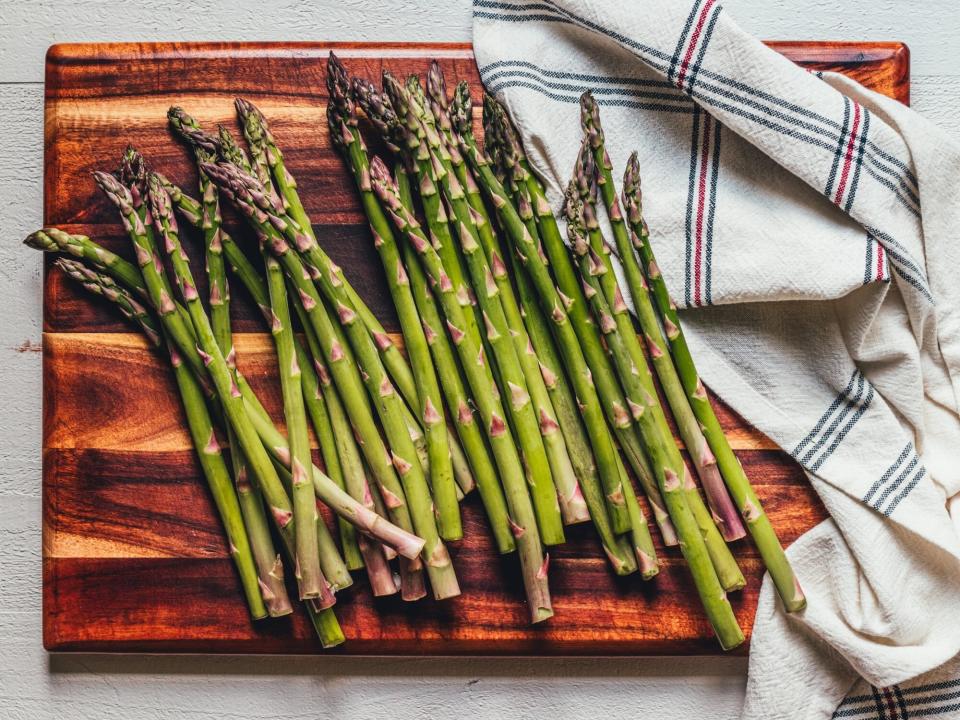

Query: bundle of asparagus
[[25, 55, 803, 651]]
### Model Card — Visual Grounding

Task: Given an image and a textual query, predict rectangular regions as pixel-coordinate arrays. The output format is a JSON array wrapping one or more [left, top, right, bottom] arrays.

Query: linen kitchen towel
[[472, 1, 960, 718]]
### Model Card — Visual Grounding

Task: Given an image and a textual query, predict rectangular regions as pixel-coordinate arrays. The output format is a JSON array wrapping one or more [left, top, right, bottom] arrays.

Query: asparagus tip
[[579, 90, 604, 148], [426, 60, 447, 108], [24, 229, 57, 252], [450, 81, 472, 136]]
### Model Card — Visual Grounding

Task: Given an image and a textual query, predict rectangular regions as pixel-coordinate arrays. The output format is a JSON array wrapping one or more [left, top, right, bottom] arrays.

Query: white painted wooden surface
[[1, 1, 956, 717]]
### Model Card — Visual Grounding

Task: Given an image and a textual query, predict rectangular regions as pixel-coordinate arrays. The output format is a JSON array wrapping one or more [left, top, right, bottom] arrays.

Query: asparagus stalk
[[352, 74, 481, 350], [81, 172, 420, 562], [385, 73, 565, 546], [580, 94, 746, 543], [482, 129, 658, 574], [264, 253, 329, 601], [369, 155, 553, 623], [220, 118, 448, 490], [477, 94, 677, 547], [455, 89, 641, 537], [419, 73, 592, 528], [509, 253, 641, 576], [427, 68, 593, 533], [622, 153, 806, 611], [199, 160, 450, 598], [325, 84, 461, 542], [26, 228, 147, 300], [564, 196, 743, 648], [223, 100, 448, 600], [169, 109, 295, 615], [394, 162, 516, 554], [50, 258, 274, 621], [144, 172, 334, 604], [235, 98, 429, 434], [563, 179, 744, 592], [395, 162, 516, 554], [296, 304, 399, 596]]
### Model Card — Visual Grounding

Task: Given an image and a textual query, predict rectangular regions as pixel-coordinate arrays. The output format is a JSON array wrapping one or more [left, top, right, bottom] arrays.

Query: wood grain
[[42, 41, 908, 654]]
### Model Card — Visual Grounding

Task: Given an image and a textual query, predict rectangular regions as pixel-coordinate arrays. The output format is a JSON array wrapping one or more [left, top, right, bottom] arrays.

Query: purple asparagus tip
[[426, 60, 448, 109], [167, 107, 220, 154], [580, 90, 603, 147]]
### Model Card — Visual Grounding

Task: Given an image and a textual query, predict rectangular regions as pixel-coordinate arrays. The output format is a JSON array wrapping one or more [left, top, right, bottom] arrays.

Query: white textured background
[[1, 1, 957, 718]]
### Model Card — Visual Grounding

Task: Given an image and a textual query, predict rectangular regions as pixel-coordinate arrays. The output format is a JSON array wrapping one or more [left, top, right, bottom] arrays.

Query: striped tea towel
[[472, 1, 960, 718]]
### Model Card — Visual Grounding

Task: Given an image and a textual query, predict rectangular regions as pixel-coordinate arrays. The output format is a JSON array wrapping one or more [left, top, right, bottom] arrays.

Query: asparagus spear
[[296, 304, 400, 596], [68, 176, 418, 563], [563, 177, 744, 592], [622, 153, 806, 612], [216, 119, 445, 490], [579, 94, 746, 543], [386, 73, 565, 545], [420, 73, 593, 528], [567, 145, 743, 590], [26, 228, 147, 300], [50, 257, 274, 622], [235, 97, 427, 431], [264, 252, 328, 600], [427, 68, 596, 535], [394, 162, 515, 554], [369, 155, 553, 624], [509, 252, 641, 576], [565, 196, 743, 648], [352, 74, 481, 351], [491, 152, 656, 577], [200, 161, 452, 600], [144, 171, 337, 608], [169, 109, 295, 615], [324, 82, 461, 542], [455, 88, 641, 537], [477, 94, 677, 547], [205, 163, 425, 599]]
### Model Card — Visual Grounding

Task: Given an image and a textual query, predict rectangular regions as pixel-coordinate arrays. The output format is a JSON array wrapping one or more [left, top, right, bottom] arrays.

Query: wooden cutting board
[[42, 40, 909, 655]]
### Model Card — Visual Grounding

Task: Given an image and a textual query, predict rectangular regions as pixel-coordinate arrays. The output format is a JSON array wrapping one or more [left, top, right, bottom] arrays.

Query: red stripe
[[693, 117, 712, 306], [876, 243, 886, 281], [676, 0, 717, 88], [883, 687, 899, 719], [832, 102, 862, 205]]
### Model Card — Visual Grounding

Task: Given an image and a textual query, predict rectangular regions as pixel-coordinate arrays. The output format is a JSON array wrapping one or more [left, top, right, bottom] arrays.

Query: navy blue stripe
[[798, 371, 865, 466], [864, 234, 875, 285], [685, 105, 703, 307], [668, 0, 708, 84], [704, 116, 721, 305], [894, 683, 910, 719], [485, 78, 692, 113], [873, 454, 919, 512], [479, 59, 680, 91], [483, 68, 690, 102], [845, 107, 871, 212], [884, 465, 926, 516], [872, 687, 888, 720], [862, 442, 911, 504], [863, 226, 934, 304], [808, 381, 874, 472], [825, 96, 852, 198], [792, 370, 859, 458], [683, 3, 722, 94], [475, 2, 919, 209]]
